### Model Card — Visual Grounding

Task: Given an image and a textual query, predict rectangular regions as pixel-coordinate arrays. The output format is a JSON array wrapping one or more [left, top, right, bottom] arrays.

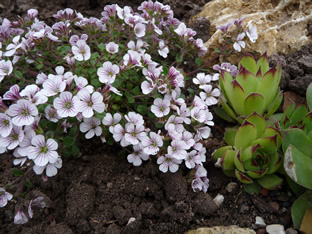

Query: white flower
[[27, 135, 58, 167], [174, 23, 187, 36], [192, 73, 212, 88], [191, 107, 206, 123], [53, 91, 80, 118], [5, 35, 22, 57], [165, 115, 184, 133], [127, 144, 149, 166], [199, 85, 220, 106], [7, 99, 38, 126], [158, 40, 169, 58], [20, 84, 48, 105], [0, 113, 12, 137], [42, 76, 66, 97], [125, 112, 144, 126], [168, 140, 188, 160], [157, 154, 181, 173], [33, 157, 62, 177], [74, 76, 94, 93], [151, 97, 170, 117], [113, 124, 130, 147], [79, 117, 102, 139], [72, 39, 91, 61], [0, 188, 13, 207], [0, 60, 13, 82], [0, 125, 24, 150], [134, 23, 146, 38], [102, 113, 122, 133], [45, 105, 59, 123], [246, 23, 258, 43], [13, 147, 28, 166], [124, 123, 146, 145], [106, 42, 119, 54], [76, 89, 105, 118], [233, 32, 246, 52], [97, 61, 120, 84], [14, 209, 28, 224], [141, 132, 163, 155]]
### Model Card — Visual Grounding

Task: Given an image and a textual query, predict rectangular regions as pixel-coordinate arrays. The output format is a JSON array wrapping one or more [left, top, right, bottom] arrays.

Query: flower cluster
[[0, 0, 257, 219]]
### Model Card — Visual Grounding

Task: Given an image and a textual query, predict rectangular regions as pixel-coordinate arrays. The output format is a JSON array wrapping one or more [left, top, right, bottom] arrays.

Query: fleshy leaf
[[212, 146, 233, 161], [289, 104, 308, 126], [284, 145, 312, 189], [282, 128, 312, 157], [256, 51, 269, 75], [235, 120, 256, 150], [221, 149, 236, 171], [220, 71, 233, 104], [238, 53, 257, 75], [213, 106, 236, 123], [228, 80, 246, 116], [266, 91, 283, 117], [235, 67, 259, 96], [246, 112, 266, 138], [257, 174, 283, 190], [244, 93, 265, 116], [307, 83, 312, 111], [291, 190, 312, 229], [219, 97, 238, 121], [224, 127, 238, 146], [252, 135, 278, 155], [256, 66, 278, 108], [235, 170, 253, 184], [266, 152, 282, 174], [246, 168, 268, 179]]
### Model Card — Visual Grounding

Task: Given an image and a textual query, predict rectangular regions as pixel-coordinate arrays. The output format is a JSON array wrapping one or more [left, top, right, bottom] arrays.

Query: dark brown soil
[[1, 1, 312, 233]]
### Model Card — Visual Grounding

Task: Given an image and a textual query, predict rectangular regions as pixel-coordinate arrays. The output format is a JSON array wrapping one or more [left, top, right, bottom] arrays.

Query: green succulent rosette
[[213, 112, 283, 189], [216, 52, 283, 123]]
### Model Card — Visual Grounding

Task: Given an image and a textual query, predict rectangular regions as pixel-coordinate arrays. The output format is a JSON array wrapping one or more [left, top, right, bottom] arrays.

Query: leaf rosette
[[218, 52, 282, 123], [213, 112, 283, 189]]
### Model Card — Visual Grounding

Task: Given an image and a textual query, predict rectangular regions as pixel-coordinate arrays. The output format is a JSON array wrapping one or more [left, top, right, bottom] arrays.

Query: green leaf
[[284, 145, 312, 189], [63, 136, 75, 147], [290, 104, 308, 126], [235, 120, 256, 150], [244, 93, 265, 116], [238, 53, 257, 75], [307, 83, 312, 110], [212, 146, 233, 161], [243, 183, 260, 194], [137, 105, 148, 115], [256, 52, 269, 75], [132, 86, 141, 95], [36, 63, 43, 70], [245, 112, 266, 139], [71, 145, 80, 156], [214, 48, 221, 53], [221, 149, 236, 170], [266, 91, 283, 117], [155, 122, 164, 128], [282, 128, 312, 156], [228, 80, 246, 116], [187, 88, 195, 96], [195, 58, 202, 67], [12, 168, 24, 177], [224, 127, 238, 146], [69, 126, 78, 137], [235, 67, 258, 96], [257, 174, 283, 190], [213, 106, 236, 123], [91, 78, 101, 87], [291, 191, 312, 229], [98, 43, 106, 51], [24, 179, 33, 188]]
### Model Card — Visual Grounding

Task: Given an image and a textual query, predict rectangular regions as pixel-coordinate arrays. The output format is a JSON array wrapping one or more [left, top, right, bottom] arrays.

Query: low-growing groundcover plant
[[0, 1, 258, 224]]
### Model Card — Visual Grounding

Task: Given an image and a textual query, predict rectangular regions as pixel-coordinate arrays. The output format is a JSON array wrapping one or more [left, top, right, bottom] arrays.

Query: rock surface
[[188, 225, 256, 234], [194, 0, 312, 57]]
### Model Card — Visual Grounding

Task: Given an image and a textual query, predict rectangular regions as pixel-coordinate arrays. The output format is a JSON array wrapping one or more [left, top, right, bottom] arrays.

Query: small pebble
[[260, 188, 269, 196], [255, 216, 266, 227], [285, 228, 298, 234], [212, 194, 224, 207], [239, 204, 249, 214], [269, 201, 280, 211], [127, 217, 136, 225], [225, 182, 238, 193], [266, 224, 286, 234], [107, 182, 113, 189]]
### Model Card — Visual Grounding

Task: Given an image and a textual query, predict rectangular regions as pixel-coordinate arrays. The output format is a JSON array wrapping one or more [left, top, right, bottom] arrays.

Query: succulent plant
[[215, 52, 283, 123], [213, 112, 283, 189], [279, 84, 312, 230]]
